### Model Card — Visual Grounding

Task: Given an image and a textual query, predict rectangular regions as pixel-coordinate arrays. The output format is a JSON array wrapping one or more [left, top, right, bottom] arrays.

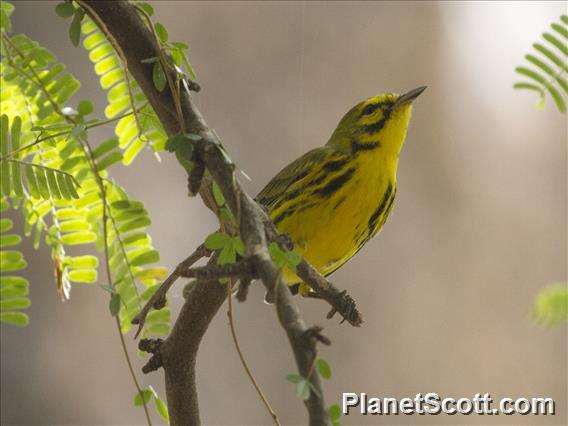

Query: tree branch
[[81, 2, 330, 424]]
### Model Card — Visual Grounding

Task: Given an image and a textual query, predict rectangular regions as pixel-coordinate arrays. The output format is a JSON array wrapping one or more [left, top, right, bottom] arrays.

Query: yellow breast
[[271, 152, 397, 285]]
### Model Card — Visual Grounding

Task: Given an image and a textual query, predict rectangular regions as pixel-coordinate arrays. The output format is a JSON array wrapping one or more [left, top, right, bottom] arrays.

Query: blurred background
[[1, 1, 566, 425]]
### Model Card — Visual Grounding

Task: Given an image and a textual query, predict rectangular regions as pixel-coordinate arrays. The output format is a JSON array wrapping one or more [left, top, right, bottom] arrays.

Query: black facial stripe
[[361, 103, 379, 116], [351, 140, 380, 154], [364, 109, 391, 134]]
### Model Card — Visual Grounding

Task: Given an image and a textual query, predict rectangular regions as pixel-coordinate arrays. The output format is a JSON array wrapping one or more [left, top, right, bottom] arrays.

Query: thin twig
[[133, 4, 186, 133], [131, 244, 211, 338], [226, 279, 281, 425], [115, 318, 153, 425]]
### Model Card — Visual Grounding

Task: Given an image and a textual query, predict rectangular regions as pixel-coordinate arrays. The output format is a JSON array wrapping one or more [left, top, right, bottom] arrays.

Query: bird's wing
[[256, 146, 345, 208]]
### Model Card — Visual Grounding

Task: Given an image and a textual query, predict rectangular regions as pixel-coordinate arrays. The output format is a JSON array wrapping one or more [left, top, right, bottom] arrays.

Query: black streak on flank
[[367, 183, 395, 235], [287, 168, 310, 187], [323, 158, 349, 172], [273, 207, 296, 226], [351, 139, 380, 154], [314, 167, 356, 199]]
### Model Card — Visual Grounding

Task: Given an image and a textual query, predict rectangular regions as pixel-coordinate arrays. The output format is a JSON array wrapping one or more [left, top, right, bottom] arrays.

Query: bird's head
[[328, 86, 426, 157]]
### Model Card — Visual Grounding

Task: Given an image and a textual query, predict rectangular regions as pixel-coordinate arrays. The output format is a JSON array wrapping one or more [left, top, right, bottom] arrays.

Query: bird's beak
[[394, 86, 427, 108]]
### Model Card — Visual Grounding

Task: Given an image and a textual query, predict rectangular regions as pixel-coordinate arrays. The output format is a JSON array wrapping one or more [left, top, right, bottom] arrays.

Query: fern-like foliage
[[514, 15, 568, 112], [532, 283, 568, 328], [0, 9, 169, 336], [0, 197, 30, 327], [81, 16, 167, 164], [1, 115, 80, 201]]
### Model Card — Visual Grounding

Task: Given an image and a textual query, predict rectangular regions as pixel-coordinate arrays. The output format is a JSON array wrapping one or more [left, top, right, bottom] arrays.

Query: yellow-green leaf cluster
[[514, 15, 568, 112]]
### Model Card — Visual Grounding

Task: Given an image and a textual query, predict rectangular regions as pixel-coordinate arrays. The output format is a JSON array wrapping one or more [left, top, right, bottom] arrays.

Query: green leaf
[[61, 231, 96, 245], [205, 232, 230, 250], [152, 61, 167, 92], [24, 164, 40, 198], [0, 115, 7, 156], [0, 218, 13, 232], [166, 133, 194, 171], [513, 82, 544, 93], [286, 250, 302, 272], [98, 284, 117, 294], [35, 168, 50, 199], [65, 175, 80, 198], [543, 32, 568, 57], [232, 236, 245, 256], [515, 66, 565, 112], [218, 245, 236, 265], [10, 115, 21, 151], [56, 173, 71, 200], [93, 138, 119, 159], [46, 169, 62, 199], [134, 389, 153, 406], [154, 23, 168, 43], [135, 267, 167, 281], [10, 162, 23, 197], [533, 43, 568, 72], [66, 255, 98, 268], [154, 393, 169, 422], [96, 151, 123, 171], [1, 284, 28, 298], [109, 293, 121, 316], [551, 22, 568, 41], [0, 312, 29, 327], [137, 2, 154, 17], [212, 181, 225, 206], [1, 234, 21, 248], [145, 323, 169, 336], [286, 374, 303, 384], [296, 379, 311, 401], [268, 243, 301, 271], [131, 249, 160, 266], [118, 217, 151, 233], [1, 250, 27, 272], [172, 41, 189, 50], [146, 386, 169, 421], [69, 10, 84, 47], [316, 358, 332, 379], [0, 276, 28, 288], [55, 2, 75, 18], [68, 269, 97, 283], [532, 283, 568, 327], [77, 99, 94, 116], [328, 404, 341, 421], [0, 1, 14, 32], [0, 296, 31, 310], [146, 308, 170, 324], [0, 160, 10, 196]]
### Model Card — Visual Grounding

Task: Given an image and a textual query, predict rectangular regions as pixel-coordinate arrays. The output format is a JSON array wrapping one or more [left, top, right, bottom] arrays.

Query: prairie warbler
[[257, 87, 426, 295]]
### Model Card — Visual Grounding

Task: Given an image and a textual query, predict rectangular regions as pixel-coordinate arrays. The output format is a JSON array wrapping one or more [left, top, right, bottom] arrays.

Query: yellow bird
[[256, 87, 425, 295]]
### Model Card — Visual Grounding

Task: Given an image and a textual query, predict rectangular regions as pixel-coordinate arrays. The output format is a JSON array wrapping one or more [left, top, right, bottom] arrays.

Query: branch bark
[[81, 2, 329, 425]]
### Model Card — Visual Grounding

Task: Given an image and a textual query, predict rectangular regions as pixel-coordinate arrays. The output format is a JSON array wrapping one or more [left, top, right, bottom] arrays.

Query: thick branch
[[83, 2, 329, 424]]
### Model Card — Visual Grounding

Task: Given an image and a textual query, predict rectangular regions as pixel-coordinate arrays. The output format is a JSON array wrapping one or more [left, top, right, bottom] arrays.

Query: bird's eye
[[362, 103, 379, 116]]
